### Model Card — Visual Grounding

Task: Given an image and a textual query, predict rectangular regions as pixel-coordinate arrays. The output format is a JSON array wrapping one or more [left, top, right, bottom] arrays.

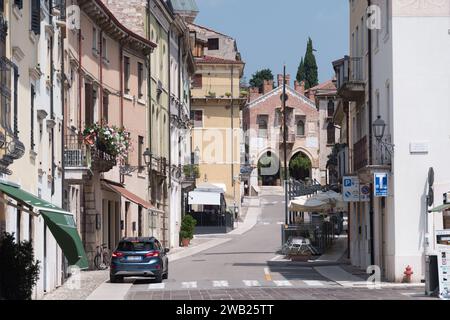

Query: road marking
[[264, 268, 272, 281], [148, 283, 165, 290], [181, 282, 198, 289], [277, 222, 285, 225], [213, 281, 229, 288], [274, 280, 293, 287], [304, 280, 325, 287], [243, 280, 261, 287], [270, 255, 283, 261]]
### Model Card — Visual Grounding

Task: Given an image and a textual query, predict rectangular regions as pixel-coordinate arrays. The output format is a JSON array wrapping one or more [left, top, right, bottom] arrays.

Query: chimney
[[294, 81, 306, 95], [277, 74, 291, 87], [309, 89, 315, 101], [249, 87, 261, 101], [262, 80, 273, 94]]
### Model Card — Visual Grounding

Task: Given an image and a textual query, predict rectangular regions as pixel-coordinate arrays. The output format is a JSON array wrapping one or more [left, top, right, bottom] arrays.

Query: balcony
[[353, 136, 368, 172], [64, 135, 116, 182], [333, 56, 365, 101]]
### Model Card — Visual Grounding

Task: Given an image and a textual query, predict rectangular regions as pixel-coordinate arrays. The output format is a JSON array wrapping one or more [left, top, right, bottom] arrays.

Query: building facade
[[104, 0, 196, 249], [333, 0, 450, 282], [63, 0, 156, 268], [244, 75, 323, 194], [189, 23, 245, 215]]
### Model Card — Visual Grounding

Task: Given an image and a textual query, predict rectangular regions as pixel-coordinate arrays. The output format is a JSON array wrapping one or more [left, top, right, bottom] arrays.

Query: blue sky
[[195, 0, 349, 85]]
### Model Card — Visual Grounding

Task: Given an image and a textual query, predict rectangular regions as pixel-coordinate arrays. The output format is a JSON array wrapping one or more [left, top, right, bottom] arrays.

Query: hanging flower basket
[[82, 123, 132, 162]]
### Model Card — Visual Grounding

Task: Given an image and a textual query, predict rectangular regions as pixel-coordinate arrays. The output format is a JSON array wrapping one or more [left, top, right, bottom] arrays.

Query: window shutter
[[193, 74, 202, 88], [31, 0, 41, 35], [14, 0, 23, 10]]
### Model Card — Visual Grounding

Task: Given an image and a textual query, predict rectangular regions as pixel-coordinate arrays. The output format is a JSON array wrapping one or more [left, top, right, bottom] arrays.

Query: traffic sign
[[374, 173, 388, 197]]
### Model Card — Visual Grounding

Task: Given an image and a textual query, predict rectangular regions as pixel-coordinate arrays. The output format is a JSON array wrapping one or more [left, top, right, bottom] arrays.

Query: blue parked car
[[110, 237, 169, 283]]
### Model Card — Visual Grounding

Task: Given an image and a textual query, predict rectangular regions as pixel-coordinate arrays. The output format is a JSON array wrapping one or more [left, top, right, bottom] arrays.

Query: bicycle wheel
[[94, 254, 103, 270]]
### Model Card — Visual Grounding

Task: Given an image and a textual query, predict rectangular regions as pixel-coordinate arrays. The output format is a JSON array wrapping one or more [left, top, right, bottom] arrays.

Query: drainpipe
[[231, 65, 235, 214], [345, 101, 351, 259], [50, 16, 55, 197], [78, 27, 82, 133], [99, 31, 104, 123], [368, 0, 375, 266], [60, 13, 66, 210]]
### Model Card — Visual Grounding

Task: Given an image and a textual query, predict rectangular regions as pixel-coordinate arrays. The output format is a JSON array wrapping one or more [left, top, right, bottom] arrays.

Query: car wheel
[[163, 272, 168, 280], [155, 273, 163, 283], [110, 275, 123, 283]]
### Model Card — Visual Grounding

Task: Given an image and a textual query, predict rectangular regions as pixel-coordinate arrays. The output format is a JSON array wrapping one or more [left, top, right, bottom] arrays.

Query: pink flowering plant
[[82, 123, 132, 161]]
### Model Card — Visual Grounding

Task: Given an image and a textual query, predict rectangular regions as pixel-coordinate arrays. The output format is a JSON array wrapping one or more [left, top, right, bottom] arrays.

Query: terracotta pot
[[181, 238, 190, 247]]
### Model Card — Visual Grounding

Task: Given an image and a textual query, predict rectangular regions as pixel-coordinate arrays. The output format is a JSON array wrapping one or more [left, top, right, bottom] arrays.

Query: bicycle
[[94, 243, 110, 270]]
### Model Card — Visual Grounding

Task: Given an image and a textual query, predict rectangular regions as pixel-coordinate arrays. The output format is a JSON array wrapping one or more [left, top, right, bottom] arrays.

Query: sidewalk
[[312, 236, 426, 289], [42, 270, 109, 300]]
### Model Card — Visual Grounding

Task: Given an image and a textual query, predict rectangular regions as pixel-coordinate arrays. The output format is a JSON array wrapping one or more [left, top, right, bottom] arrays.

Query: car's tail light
[[112, 252, 124, 258], [145, 251, 160, 257]]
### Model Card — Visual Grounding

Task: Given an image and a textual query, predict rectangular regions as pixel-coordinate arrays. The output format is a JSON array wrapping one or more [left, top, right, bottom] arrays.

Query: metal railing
[[190, 211, 234, 228], [335, 56, 364, 90], [353, 135, 368, 171], [64, 135, 89, 167]]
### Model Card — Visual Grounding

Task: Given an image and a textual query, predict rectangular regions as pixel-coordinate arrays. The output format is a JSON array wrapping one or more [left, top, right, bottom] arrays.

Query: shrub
[[0, 233, 40, 300], [180, 215, 197, 240]]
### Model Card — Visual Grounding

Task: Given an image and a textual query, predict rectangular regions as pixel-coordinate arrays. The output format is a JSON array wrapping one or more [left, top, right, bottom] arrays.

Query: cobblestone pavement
[[42, 270, 108, 300], [125, 286, 435, 300]]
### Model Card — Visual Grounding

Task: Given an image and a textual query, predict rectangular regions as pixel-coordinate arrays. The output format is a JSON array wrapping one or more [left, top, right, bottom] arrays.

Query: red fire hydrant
[[403, 265, 413, 283]]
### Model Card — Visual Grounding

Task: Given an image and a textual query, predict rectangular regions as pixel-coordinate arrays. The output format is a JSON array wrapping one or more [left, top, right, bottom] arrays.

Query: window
[[102, 37, 108, 62], [327, 122, 335, 145], [297, 119, 305, 136], [191, 110, 203, 127], [31, 85, 35, 150], [102, 91, 108, 124], [258, 116, 268, 138], [207, 38, 219, 50], [14, 0, 23, 10], [138, 136, 144, 172], [85, 82, 94, 126], [192, 74, 202, 88], [31, 0, 40, 35], [92, 27, 99, 53], [138, 62, 144, 99], [327, 100, 335, 118], [124, 56, 130, 94]]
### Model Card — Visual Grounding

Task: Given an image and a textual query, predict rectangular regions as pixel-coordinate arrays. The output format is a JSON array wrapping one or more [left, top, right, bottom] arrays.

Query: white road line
[[213, 281, 229, 288], [304, 280, 325, 287], [273, 280, 293, 287], [148, 283, 165, 290], [277, 222, 285, 225], [270, 255, 283, 261], [181, 282, 198, 289], [243, 280, 261, 287]]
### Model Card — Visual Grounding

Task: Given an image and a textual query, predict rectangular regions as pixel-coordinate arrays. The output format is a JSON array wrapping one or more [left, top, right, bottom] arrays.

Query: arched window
[[297, 120, 305, 136]]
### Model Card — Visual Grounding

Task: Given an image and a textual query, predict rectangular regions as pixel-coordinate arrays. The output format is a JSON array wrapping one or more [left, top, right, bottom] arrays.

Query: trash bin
[[425, 255, 439, 296]]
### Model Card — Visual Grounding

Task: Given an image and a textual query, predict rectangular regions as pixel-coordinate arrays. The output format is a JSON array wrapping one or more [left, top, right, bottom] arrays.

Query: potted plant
[[207, 91, 216, 98], [180, 215, 197, 247], [225, 92, 232, 98]]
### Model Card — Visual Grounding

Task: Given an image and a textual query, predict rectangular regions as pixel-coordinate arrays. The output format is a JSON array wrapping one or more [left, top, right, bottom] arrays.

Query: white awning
[[188, 191, 222, 206]]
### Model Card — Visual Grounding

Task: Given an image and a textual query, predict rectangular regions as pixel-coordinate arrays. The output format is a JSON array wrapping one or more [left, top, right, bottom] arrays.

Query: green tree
[[296, 57, 305, 84], [249, 69, 274, 92], [297, 38, 319, 90], [289, 153, 312, 181], [0, 233, 40, 300]]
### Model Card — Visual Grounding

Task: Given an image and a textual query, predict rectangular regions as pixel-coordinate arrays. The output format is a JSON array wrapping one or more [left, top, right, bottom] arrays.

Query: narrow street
[[119, 188, 430, 300]]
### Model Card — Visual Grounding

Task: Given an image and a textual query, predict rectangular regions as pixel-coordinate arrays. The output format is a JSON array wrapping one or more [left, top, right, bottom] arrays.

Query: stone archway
[[289, 151, 312, 182], [257, 150, 281, 186]]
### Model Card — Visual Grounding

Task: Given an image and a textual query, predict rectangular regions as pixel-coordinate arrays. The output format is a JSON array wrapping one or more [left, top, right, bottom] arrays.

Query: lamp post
[[372, 116, 394, 165], [144, 148, 154, 236]]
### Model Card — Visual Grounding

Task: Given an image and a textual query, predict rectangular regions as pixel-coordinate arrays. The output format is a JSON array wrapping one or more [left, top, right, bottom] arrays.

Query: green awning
[[429, 203, 450, 213], [0, 182, 88, 269]]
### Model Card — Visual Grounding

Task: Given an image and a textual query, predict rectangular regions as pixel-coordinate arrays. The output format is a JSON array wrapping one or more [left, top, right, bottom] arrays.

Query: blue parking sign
[[374, 173, 388, 197]]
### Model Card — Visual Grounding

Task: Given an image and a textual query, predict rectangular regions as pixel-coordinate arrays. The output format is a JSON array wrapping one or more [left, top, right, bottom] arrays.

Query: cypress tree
[[303, 37, 319, 89], [296, 57, 305, 84]]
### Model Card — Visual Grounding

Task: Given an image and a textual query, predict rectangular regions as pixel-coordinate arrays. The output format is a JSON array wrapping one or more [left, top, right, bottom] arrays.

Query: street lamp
[[143, 148, 153, 166], [373, 116, 386, 142]]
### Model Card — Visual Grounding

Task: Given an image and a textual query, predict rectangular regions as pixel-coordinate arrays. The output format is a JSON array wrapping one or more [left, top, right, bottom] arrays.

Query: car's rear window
[[117, 241, 155, 252]]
